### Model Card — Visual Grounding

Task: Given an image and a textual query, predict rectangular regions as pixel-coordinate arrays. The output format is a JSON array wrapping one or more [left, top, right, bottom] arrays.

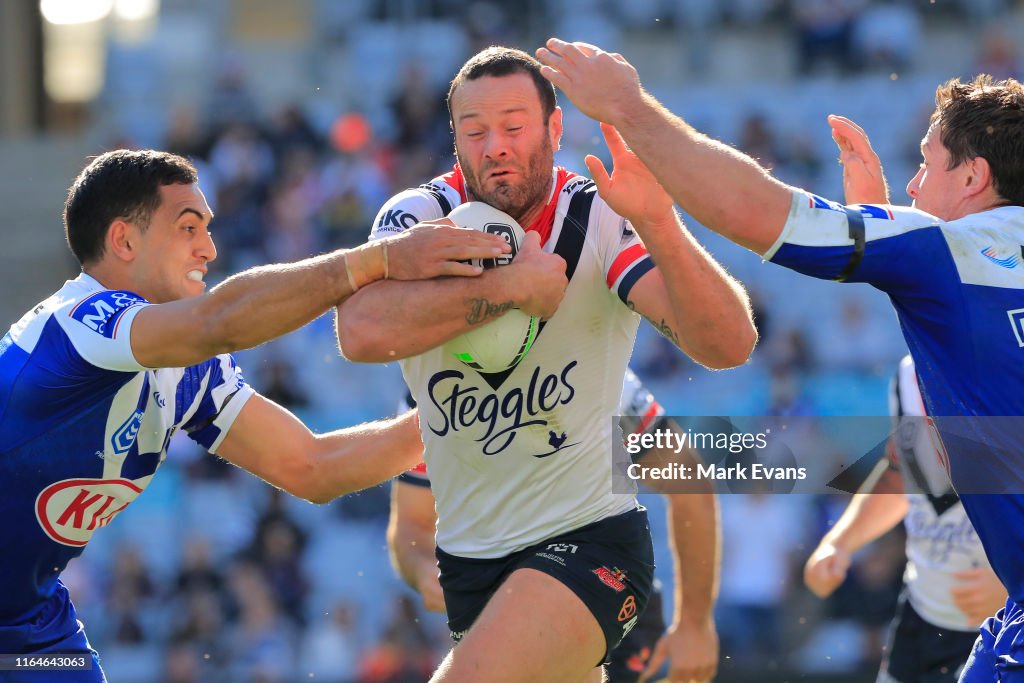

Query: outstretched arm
[[217, 397, 424, 504], [536, 40, 792, 255], [587, 124, 756, 369], [131, 224, 508, 368]]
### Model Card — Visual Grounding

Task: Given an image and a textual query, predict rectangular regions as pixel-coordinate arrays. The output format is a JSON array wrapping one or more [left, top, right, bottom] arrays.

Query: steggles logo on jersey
[[425, 361, 580, 457], [35, 478, 143, 547], [904, 506, 979, 564]]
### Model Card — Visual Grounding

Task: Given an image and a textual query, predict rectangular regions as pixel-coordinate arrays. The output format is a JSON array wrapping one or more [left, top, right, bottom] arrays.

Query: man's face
[[130, 183, 216, 303], [450, 73, 562, 222], [905, 122, 972, 221]]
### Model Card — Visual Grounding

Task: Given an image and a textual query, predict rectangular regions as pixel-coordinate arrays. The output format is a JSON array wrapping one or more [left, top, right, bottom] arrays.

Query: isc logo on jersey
[[69, 291, 146, 338], [36, 478, 143, 547]]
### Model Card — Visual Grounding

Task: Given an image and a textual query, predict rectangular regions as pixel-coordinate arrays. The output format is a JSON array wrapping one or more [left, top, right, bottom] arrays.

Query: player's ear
[[549, 106, 563, 151], [963, 155, 993, 199], [107, 219, 140, 262]]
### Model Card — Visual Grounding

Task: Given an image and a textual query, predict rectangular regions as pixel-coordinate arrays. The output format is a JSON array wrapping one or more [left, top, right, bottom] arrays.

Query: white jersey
[[398, 367, 667, 487], [890, 356, 993, 631], [371, 166, 654, 558]]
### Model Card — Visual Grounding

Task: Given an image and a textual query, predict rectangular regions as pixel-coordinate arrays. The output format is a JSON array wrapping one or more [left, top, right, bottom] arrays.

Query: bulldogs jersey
[[891, 357, 993, 631], [371, 166, 654, 558], [0, 274, 253, 650], [766, 192, 1024, 601], [398, 367, 667, 488]]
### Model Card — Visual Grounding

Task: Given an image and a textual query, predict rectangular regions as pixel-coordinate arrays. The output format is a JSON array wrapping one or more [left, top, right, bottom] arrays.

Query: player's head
[[447, 46, 562, 223], [64, 149, 216, 303], [907, 75, 1024, 220]]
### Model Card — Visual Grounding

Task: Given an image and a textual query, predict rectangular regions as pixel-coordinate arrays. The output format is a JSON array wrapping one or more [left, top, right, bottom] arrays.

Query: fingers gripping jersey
[[768, 192, 1024, 601], [0, 274, 253, 645], [397, 367, 666, 487], [890, 356, 993, 631], [373, 167, 655, 558]]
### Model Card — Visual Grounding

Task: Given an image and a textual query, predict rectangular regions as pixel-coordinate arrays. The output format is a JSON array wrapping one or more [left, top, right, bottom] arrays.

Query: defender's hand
[[829, 115, 889, 205], [804, 542, 851, 599], [536, 39, 643, 127], [506, 231, 567, 319], [384, 220, 512, 280]]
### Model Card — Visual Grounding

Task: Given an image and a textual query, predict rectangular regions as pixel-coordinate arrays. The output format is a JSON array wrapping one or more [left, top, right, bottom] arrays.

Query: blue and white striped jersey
[[0, 273, 253, 652], [767, 191, 1024, 602]]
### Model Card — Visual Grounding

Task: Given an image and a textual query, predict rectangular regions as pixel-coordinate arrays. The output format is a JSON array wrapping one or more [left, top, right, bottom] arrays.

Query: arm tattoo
[[465, 298, 515, 325], [627, 300, 681, 346]]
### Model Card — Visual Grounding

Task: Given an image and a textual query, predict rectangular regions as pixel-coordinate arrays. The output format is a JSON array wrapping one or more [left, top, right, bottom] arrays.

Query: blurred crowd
[[53, 0, 1024, 680]]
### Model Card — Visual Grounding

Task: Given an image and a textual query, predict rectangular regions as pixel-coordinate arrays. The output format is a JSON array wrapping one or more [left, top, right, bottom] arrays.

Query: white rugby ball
[[443, 202, 539, 373]]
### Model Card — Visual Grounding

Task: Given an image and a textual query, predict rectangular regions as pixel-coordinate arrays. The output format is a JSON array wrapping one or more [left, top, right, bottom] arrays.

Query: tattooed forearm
[[465, 298, 515, 324], [628, 300, 681, 346], [650, 317, 680, 345]]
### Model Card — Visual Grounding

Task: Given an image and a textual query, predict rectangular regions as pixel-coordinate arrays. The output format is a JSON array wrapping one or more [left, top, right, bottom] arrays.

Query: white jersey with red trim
[[371, 166, 654, 558], [890, 356, 993, 631]]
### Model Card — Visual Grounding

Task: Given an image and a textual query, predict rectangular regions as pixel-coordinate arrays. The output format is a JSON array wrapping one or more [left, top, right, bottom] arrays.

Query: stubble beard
[[458, 138, 553, 224]]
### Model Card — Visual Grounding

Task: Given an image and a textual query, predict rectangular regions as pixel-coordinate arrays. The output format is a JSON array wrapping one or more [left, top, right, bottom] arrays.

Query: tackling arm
[[216, 397, 424, 504], [131, 225, 507, 368], [536, 40, 793, 255]]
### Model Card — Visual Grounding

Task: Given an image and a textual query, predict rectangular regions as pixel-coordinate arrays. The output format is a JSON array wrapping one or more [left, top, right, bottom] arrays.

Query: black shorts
[[605, 578, 666, 683], [881, 595, 980, 683], [436, 507, 656, 663]]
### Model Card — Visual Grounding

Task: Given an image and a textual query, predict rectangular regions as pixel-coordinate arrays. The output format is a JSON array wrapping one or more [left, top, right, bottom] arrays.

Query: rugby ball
[[443, 202, 539, 373]]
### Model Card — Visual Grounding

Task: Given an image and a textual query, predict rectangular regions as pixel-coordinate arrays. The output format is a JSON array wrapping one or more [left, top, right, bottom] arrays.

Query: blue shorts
[[960, 598, 1024, 683], [0, 583, 105, 683], [881, 595, 978, 683], [437, 507, 656, 664]]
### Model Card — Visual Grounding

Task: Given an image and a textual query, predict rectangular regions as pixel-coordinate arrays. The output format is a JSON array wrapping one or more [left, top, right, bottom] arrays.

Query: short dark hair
[[64, 149, 198, 265], [932, 75, 1024, 206], [447, 46, 557, 125]]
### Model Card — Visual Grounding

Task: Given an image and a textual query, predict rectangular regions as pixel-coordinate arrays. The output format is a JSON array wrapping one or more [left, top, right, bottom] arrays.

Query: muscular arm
[[338, 230, 565, 362], [626, 218, 756, 369], [387, 480, 446, 612], [216, 397, 424, 504], [584, 123, 755, 369], [537, 41, 792, 255], [337, 270, 519, 362], [131, 224, 507, 368]]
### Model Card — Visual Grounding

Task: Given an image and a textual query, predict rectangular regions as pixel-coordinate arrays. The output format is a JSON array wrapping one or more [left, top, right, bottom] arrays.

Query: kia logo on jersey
[[35, 478, 143, 547]]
